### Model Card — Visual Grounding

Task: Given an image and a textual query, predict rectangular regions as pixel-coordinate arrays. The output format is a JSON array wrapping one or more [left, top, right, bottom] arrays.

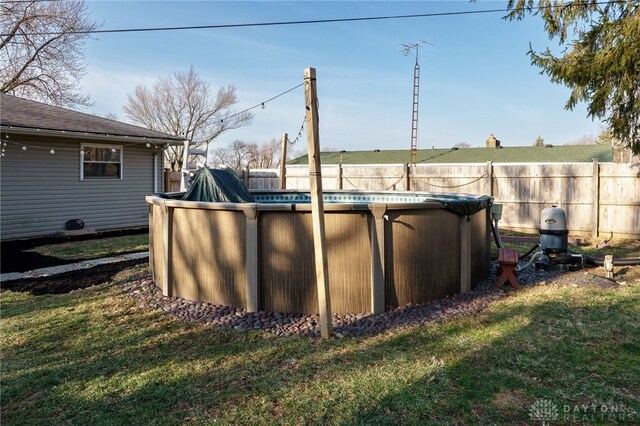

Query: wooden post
[[405, 163, 411, 191], [592, 158, 600, 238], [304, 67, 333, 339], [163, 168, 170, 192], [279, 133, 288, 189], [486, 161, 493, 197], [243, 166, 250, 188], [337, 164, 343, 190]]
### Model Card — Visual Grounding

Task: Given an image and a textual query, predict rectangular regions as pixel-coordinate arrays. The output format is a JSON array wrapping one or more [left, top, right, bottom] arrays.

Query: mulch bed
[[1, 228, 147, 273], [1, 259, 147, 295]]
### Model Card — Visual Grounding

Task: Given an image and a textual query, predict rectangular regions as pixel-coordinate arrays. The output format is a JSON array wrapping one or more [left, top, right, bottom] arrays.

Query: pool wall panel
[[171, 208, 247, 308], [147, 194, 492, 315], [470, 209, 490, 283], [384, 209, 461, 307], [259, 211, 371, 314]]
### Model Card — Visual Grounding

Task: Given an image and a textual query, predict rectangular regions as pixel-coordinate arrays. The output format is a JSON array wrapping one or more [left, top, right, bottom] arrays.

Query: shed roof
[[0, 93, 185, 143], [289, 145, 614, 165]]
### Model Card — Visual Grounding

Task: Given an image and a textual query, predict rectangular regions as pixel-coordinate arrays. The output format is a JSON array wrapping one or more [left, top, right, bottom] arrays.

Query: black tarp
[[424, 194, 493, 217], [181, 168, 254, 203]]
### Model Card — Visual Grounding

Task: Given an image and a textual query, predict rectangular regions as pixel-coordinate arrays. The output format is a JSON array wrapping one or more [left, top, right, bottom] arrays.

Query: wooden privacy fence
[[164, 170, 182, 192], [237, 161, 639, 239]]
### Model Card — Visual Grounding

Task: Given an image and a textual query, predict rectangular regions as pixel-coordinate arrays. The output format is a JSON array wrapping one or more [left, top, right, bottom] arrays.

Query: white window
[[81, 144, 123, 179]]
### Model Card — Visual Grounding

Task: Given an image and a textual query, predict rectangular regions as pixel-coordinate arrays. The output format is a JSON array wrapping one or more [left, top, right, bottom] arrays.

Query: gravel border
[[119, 262, 572, 338]]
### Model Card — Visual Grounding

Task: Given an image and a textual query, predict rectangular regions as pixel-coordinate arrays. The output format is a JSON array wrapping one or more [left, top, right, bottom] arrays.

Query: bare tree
[[248, 138, 280, 168], [533, 136, 545, 147], [211, 140, 253, 169], [453, 142, 471, 148], [211, 138, 281, 169], [567, 134, 597, 145], [124, 66, 253, 171], [0, 0, 98, 107]]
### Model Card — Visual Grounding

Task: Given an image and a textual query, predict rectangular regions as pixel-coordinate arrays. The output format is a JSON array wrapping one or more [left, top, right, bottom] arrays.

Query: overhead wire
[[1, 81, 306, 157], [1, 1, 629, 37]]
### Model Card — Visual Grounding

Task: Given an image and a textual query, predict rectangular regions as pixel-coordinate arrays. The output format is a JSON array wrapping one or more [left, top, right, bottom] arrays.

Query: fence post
[[405, 163, 411, 191], [163, 168, 170, 192], [486, 161, 493, 197], [243, 166, 250, 188], [279, 133, 287, 189], [337, 164, 343, 190], [592, 158, 600, 238]]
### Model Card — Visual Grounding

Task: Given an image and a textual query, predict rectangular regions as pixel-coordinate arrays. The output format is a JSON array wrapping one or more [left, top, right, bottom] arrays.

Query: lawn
[[1, 265, 639, 425], [25, 234, 148, 261], [490, 229, 640, 260]]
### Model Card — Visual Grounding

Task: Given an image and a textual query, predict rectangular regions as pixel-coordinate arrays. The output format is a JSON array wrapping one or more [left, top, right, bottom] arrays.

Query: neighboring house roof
[[289, 145, 614, 165], [0, 93, 185, 144]]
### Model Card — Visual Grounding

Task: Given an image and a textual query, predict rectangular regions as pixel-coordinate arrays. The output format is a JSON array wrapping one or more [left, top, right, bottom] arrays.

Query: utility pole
[[401, 40, 432, 168], [304, 67, 333, 339]]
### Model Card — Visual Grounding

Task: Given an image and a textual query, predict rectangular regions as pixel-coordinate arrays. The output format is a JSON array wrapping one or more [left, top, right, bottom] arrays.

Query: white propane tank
[[539, 206, 568, 254]]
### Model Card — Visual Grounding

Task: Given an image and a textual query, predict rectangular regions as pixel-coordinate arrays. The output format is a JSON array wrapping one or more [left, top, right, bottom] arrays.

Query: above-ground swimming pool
[[147, 190, 492, 315]]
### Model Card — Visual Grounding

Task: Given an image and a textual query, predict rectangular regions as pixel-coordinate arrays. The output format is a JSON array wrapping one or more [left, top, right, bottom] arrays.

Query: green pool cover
[[178, 168, 492, 216], [182, 168, 254, 203]]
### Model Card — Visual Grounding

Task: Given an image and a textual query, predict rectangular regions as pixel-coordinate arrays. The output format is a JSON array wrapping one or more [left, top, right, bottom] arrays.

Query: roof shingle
[[289, 145, 614, 165], [0, 93, 184, 142]]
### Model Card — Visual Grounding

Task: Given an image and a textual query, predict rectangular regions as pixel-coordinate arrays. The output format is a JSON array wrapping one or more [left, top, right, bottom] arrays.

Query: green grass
[[2, 266, 639, 425], [26, 234, 148, 260], [490, 230, 640, 260]]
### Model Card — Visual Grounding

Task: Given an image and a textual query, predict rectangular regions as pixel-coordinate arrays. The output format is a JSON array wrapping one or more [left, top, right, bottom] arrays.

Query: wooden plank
[[304, 67, 333, 339]]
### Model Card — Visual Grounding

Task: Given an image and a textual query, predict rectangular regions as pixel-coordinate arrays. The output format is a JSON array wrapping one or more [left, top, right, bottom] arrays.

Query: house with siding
[[0, 93, 185, 240]]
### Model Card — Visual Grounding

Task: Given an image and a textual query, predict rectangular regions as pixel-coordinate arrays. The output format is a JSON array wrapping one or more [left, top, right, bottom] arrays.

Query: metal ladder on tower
[[180, 140, 208, 190], [409, 59, 420, 167]]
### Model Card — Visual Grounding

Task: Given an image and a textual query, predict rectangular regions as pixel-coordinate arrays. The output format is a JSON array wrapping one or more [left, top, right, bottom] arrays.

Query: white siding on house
[[1, 134, 161, 239]]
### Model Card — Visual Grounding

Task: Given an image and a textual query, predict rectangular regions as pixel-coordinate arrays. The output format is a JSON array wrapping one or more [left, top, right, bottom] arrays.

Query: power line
[[2, 1, 629, 37]]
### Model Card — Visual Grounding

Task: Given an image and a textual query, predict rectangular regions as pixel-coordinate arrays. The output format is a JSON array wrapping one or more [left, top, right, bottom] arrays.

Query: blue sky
[[82, 1, 604, 153]]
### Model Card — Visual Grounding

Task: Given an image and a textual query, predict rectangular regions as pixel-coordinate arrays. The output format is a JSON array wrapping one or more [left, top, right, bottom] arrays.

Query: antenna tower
[[401, 40, 432, 167]]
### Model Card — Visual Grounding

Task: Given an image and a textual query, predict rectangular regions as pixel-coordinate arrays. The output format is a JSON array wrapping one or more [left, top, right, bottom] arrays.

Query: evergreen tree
[[506, 1, 640, 154]]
